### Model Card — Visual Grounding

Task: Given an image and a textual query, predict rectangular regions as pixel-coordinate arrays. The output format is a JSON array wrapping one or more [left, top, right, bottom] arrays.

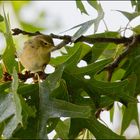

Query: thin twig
[[50, 33, 72, 51], [50, 33, 71, 40], [51, 40, 71, 51]]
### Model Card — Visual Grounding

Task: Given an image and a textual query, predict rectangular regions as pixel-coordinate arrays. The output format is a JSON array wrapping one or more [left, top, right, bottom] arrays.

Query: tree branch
[[12, 28, 42, 36], [11, 28, 140, 81], [12, 28, 140, 46], [75, 35, 132, 44]]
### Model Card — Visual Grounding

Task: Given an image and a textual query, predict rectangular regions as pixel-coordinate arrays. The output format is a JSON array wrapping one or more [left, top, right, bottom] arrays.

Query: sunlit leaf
[[2, 10, 17, 74], [50, 43, 91, 66], [91, 43, 108, 62]]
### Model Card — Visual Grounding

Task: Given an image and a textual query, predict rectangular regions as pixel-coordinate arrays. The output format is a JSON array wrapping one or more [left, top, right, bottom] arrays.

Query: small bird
[[18, 35, 55, 73]]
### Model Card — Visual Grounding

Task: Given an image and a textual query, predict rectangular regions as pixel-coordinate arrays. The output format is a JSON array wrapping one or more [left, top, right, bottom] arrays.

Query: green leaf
[[99, 96, 114, 109], [121, 74, 139, 135], [64, 45, 82, 70], [1, 69, 22, 138], [87, 0, 98, 10], [49, 99, 91, 118], [37, 65, 64, 139], [55, 119, 70, 139], [138, 1, 140, 12], [0, 82, 11, 93], [89, 78, 137, 105], [116, 10, 140, 21], [122, 46, 140, 94], [63, 52, 112, 106], [12, 84, 39, 139], [133, 25, 140, 34], [91, 43, 108, 62], [68, 58, 112, 75], [0, 15, 4, 22], [11, 93, 36, 139], [69, 118, 125, 139], [121, 103, 139, 135], [130, 0, 137, 8], [2, 10, 17, 74], [20, 95, 36, 123], [46, 65, 65, 92], [51, 79, 69, 101], [76, 0, 88, 15], [38, 65, 92, 139], [50, 45, 80, 66], [0, 22, 5, 33], [47, 118, 59, 134], [50, 43, 91, 66], [75, 42, 91, 60], [84, 31, 119, 63], [38, 82, 91, 138], [0, 64, 2, 79], [111, 69, 125, 82], [87, 117, 125, 139], [18, 83, 39, 96], [110, 105, 115, 122], [51, 43, 82, 69], [12, 117, 39, 139], [0, 94, 15, 124]]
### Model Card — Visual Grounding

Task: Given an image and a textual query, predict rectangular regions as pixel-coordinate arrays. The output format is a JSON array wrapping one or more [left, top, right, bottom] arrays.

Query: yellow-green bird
[[19, 35, 54, 73]]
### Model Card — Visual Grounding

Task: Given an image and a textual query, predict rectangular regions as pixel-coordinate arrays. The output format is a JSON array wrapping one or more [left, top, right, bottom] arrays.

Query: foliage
[[0, 1, 140, 139]]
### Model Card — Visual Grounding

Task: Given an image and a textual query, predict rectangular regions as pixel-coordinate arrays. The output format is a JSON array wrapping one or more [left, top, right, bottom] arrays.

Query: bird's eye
[[41, 41, 48, 46], [43, 42, 48, 45]]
